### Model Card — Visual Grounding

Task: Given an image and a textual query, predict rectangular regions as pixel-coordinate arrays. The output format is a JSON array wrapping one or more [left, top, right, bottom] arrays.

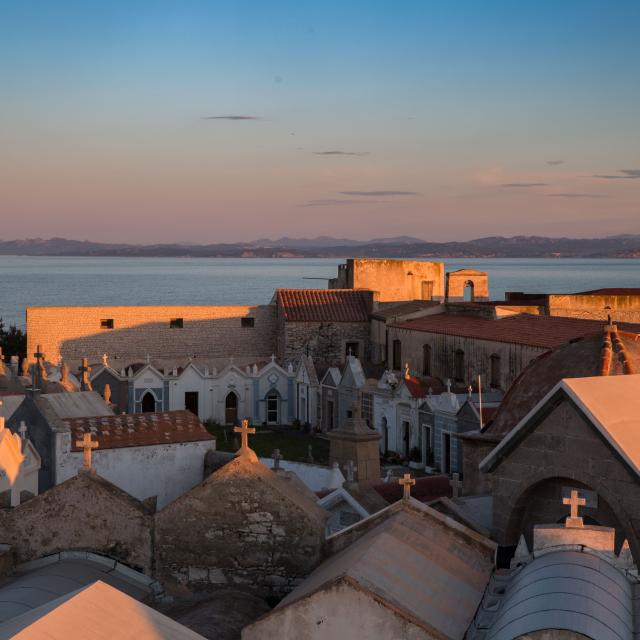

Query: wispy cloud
[[499, 182, 549, 188], [546, 193, 609, 199], [201, 115, 260, 120], [312, 150, 370, 156], [590, 169, 640, 179], [339, 190, 418, 196], [546, 160, 564, 165], [301, 199, 388, 207]]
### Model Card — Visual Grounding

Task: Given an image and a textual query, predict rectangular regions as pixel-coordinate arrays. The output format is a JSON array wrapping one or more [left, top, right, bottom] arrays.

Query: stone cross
[[102, 353, 109, 367], [450, 473, 462, 499], [345, 460, 357, 482], [399, 473, 416, 501], [446, 379, 452, 393], [563, 489, 586, 528], [76, 432, 98, 471], [271, 448, 282, 471], [18, 421, 28, 441], [234, 419, 256, 453]]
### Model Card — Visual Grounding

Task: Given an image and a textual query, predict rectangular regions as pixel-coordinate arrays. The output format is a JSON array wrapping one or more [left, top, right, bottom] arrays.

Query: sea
[[1, 256, 639, 329]]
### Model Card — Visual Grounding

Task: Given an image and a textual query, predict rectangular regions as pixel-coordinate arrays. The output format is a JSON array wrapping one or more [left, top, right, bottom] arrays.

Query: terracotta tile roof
[[403, 375, 428, 398], [277, 289, 372, 323], [390, 313, 627, 350], [66, 410, 213, 451], [577, 288, 640, 296]]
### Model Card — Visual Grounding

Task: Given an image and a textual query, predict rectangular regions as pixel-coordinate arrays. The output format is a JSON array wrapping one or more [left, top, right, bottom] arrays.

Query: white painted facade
[[53, 431, 215, 509], [93, 356, 320, 427]]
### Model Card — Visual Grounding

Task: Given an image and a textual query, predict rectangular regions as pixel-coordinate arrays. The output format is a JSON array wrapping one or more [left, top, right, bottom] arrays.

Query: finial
[[271, 448, 282, 470], [102, 353, 109, 367], [18, 421, 28, 441], [404, 362, 410, 379], [450, 473, 462, 499]]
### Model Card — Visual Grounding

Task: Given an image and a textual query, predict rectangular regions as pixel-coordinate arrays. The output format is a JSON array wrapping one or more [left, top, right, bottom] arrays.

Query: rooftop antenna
[[478, 374, 484, 431]]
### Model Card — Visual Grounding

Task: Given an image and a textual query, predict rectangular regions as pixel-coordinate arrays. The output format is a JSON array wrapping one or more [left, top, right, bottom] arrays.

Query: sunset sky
[[1, 1, 639, 243]]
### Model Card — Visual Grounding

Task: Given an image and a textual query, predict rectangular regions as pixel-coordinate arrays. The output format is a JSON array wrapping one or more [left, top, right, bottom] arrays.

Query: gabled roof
[[276, 289, 372, 322], [66, 410, 213, 451], [268, 500, 495, 639], [38, 392, 114, 420], [0, 580, 205, 639], [390, 313, 628, 349], [321, 367, 342, 387], [480, 374, 640, 475]]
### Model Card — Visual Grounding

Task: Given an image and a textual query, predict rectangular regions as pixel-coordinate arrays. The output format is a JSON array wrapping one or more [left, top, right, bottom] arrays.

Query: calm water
[[1, 256, 639, 328]]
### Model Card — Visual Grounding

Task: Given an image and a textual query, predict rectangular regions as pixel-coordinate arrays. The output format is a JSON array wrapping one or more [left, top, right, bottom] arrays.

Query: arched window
[[392, 339, 402, 371], [454, 349, 465, 382], [422, 344, 431, 376], [490, 353, 501, 389], [463, 280, 475, 302], [141, 391, 156, 413], [225, 392, 238, 425]]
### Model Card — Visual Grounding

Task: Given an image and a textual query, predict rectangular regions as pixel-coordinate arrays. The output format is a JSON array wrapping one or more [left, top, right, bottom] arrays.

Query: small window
[[100, 319, 114, 330], [392, 339, 402, 371], [422, 344, 432, 376], [454, 349, 465, 382], [345, 341, 359, 358], [490, 354, 501, 389], [169, 318, 184, 329], [241, 317, 255, 328]]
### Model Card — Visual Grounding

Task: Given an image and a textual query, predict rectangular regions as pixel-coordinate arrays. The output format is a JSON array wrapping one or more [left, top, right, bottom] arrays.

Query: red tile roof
[[403, 375, 428, 398], [373, 474, 451, 503], [390, 313, 626, 349], [66, 410, 213, 451], [576, 288, 640, 296], [277, 289, 372, 323]]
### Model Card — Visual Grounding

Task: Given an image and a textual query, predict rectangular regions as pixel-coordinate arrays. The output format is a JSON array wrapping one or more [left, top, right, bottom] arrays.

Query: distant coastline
[[1, 235, 640, 259]]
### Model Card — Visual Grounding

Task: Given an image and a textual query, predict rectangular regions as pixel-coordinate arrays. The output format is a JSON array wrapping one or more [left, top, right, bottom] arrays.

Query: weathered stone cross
[[450, 472, 462, 499], [76, 432, 98, 471], [399, 473, 415, 501], [271, 448, 282, 470], [80, 358, 92, 391], [234, 419, 256, 453], [18, 421, 28, 441], [563, 489, 586, 528]]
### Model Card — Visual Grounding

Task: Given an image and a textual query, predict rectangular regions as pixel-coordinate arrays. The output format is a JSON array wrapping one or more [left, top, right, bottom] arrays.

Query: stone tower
[[327, 401, 381, 484]]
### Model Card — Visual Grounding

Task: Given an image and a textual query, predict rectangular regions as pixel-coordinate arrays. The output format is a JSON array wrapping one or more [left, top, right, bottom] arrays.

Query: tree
[[0, 318, 26, 361]]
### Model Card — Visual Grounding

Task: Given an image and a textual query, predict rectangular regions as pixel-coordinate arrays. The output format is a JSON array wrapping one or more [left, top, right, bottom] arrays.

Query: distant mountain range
[[1, 235, 640, 258]]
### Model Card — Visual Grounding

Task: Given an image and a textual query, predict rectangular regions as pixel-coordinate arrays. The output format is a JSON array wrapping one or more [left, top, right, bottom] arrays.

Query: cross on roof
[[18, 421, 28, 441], [234, 419, 256, 454], [76, 432, 98, 471], [271, 448, 282, 470], [399, 473, 415, 501], [33, 345, 44, 361], [450, 473, 462, 499], [102, 353, 109, 366], [563, 489, 586, 528]]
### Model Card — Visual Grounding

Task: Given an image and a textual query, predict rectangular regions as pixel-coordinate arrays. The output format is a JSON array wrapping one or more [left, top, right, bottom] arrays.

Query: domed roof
[[487, 323, 640, 437]]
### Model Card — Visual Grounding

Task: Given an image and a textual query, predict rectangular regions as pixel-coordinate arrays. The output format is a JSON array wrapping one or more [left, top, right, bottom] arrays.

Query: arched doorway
[[141, 391, 156, 413], [225, 392, 238, 425], [463, 280, 475, 302]]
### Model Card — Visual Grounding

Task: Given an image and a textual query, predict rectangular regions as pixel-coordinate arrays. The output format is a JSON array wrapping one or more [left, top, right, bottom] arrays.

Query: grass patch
[[205, 422, 330, 465]]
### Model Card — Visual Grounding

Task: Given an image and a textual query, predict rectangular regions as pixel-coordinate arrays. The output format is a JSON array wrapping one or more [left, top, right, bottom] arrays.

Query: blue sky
[[1, 1, 639, 242]]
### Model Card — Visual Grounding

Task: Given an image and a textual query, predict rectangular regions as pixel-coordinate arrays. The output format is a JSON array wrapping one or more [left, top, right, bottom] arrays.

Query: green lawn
[[205, 422, 330, 465]]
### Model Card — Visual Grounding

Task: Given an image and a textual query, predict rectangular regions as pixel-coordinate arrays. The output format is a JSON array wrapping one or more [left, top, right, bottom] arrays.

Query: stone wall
[[490, 396, 640, 560], [0, 472, 153, 572], [547, 293, 640, 323], [279, 320, 370, 367], [26, 304, 277, 368], [154, 456, 327, 598], [387, 326, 545, 390]]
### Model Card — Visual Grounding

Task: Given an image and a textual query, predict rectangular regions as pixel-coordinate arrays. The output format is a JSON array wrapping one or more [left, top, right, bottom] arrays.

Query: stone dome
[[487, 323, 640, 438]]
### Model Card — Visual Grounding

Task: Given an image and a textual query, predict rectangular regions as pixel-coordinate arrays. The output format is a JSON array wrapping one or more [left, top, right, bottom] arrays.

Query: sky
[[1, 1, 639, 243]]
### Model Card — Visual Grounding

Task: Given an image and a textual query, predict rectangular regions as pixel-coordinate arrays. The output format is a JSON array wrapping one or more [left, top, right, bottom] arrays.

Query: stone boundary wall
[[27, 304, 277, 367], [548, 294, 640, 323]]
